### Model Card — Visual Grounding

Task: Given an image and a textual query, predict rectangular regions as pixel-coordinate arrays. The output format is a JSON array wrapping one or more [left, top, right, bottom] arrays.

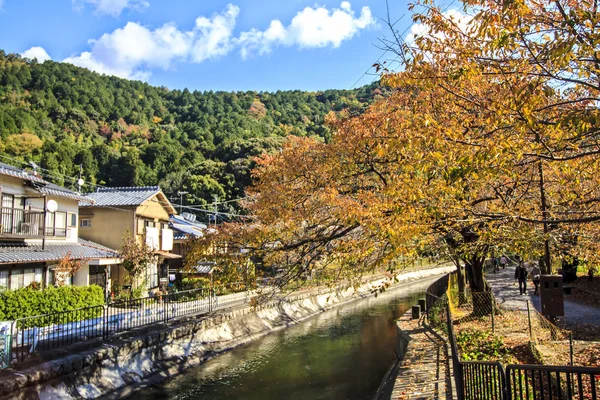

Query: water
[[134, 282, 429, 400]]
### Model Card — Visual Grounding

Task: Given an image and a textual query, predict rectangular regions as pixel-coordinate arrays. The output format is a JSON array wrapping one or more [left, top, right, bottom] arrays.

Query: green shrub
[[0, 285, 105, 324], [456, 328, 514, 363], [181, 277, 211, 291]]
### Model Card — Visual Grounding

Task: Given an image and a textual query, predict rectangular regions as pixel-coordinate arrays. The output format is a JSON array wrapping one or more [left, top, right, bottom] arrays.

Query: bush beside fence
[[0, 285, 105, 323], [7, 287, 222, 364]]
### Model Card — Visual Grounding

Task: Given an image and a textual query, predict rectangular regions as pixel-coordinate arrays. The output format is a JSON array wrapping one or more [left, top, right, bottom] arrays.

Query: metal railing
[[460, 361, 505, 400], [506, 364, 599, 400], [0, 207, 45, 237], [12, 304, 106, 363], [9, 288, 216, 364], [431, 272, 600, 400]]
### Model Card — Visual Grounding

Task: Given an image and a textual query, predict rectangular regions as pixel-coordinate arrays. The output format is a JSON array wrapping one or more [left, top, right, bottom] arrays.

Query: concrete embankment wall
[[0, 265, 454, 400]]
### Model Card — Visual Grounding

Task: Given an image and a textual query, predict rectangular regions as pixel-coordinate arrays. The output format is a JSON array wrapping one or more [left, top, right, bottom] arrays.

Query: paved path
[[486, 267, 600, 327], [388, 312, 454, 400]]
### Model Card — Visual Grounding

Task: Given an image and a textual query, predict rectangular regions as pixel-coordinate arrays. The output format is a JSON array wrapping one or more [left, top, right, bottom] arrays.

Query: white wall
[[73, 264, 90, 286]]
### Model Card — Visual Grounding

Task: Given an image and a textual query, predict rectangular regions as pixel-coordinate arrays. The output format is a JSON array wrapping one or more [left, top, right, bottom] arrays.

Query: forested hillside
[[0, 51, 383, 216]]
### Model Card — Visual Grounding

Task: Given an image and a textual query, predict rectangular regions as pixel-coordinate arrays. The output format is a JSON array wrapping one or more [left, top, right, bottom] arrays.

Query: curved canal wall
[[0, 265, 455, 400]]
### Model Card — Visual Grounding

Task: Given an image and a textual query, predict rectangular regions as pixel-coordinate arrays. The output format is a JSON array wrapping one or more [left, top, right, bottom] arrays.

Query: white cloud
[[62, 4, 239, 80], [190, 4, 239, 62], [21, 46, 52, 62], [238, 2, 375, 58], [28, 3, 372, 81], [73, 0, 149, 17]]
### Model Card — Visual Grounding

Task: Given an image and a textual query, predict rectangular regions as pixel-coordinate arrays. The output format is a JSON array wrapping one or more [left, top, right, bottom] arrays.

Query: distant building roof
[[191, 262, 216, 274], [0, 162, 46, 183], [0, 238, 119, 265], [0, 162, 93, 203], [82, 186, 176, 214], [170, 214, 207, 240]]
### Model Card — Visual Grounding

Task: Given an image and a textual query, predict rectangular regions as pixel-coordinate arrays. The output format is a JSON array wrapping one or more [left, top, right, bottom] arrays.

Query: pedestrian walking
[[492, 257, 500, 272], [500, 255, 507, 270], [515, 261, 528, 295], [531, 264, 541, 295]]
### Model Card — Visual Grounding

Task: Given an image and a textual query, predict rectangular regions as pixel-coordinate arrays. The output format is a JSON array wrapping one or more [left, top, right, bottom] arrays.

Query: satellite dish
[[77, 178, 85, 187], [46, 199, 58, 213]]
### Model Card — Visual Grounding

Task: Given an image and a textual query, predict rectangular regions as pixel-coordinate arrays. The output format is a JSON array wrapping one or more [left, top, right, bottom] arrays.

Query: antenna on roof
[[29, 161, 39, 176], [77, 164, 85, 193]]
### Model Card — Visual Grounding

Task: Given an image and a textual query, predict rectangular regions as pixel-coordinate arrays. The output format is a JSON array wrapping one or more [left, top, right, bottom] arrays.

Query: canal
[[133, 280, 431, 400]]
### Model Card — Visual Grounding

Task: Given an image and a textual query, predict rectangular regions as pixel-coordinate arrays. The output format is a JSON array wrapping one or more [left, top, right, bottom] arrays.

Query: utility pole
[[77, 164, 84, 193], [212, 195, 218, 226], [177, 191, 188, 215]]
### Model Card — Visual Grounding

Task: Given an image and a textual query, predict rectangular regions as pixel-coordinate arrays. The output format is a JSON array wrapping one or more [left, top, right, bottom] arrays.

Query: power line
[[0, 154, 251, 222]]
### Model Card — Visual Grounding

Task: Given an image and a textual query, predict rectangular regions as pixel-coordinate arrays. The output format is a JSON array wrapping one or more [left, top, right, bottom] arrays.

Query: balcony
[[0, 207, 66, 238]]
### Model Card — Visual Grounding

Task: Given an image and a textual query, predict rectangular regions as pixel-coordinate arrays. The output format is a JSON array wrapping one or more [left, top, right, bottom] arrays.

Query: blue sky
[[0, 0, 416, 92]]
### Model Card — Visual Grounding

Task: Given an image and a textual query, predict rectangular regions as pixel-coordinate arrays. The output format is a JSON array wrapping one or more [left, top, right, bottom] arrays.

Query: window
[[8, 267, 44, 290], [55, 212, 67, 236], [0, 270, 8, 290], [68, 213, 77, 227], [10, 269, 23, 290], [147, 260, 158, 288], [1, 194, 14, 234], [80, 219, 92, 228], [89, 266, 107, 288], [47, 268, 71, 286]]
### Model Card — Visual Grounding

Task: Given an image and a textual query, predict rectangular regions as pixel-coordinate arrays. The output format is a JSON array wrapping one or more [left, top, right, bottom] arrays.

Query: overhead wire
[[0, 153, 248, 221]]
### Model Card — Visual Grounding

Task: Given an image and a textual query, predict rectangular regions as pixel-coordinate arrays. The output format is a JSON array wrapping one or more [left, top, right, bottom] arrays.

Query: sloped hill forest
[[0, 51, 383, 218]]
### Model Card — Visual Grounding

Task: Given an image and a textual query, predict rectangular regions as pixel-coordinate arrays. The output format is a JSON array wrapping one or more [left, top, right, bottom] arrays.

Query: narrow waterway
[[133, 281, 431, 400]]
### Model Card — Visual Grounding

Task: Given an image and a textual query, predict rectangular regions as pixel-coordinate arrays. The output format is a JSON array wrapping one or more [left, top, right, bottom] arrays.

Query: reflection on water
[[133, 282, 430, 400]]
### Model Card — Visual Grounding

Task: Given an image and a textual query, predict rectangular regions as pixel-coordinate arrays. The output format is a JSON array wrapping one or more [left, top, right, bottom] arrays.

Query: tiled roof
[[0, 238, 120, 265], [0, 162, 92, 203], [192, 262, 216, 274], [37, 183, 94, 203], [170, 215, 207, 239], [0, 162, 46, 183], [82, 186, 162, 207]]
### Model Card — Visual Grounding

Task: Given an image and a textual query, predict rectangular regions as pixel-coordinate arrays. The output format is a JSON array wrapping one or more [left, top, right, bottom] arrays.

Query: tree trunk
[[464, 254, 494, 316], [452, 257, 467, 305]]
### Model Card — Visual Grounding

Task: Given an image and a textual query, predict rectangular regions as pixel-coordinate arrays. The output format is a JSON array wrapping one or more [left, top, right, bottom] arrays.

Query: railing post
[[569, 332, 574, 366], [103, 305, 108, 340], [164, 292, 169, 323], [526, 301, 533, 341], [490, 293, 495, 334]]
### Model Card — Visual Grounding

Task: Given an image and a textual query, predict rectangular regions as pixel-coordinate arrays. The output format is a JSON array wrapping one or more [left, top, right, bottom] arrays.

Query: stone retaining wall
[[0, 265, 454, 400]]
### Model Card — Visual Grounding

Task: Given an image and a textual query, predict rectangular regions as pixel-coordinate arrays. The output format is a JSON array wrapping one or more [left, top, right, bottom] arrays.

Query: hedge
[[0, 285, 105, 323]]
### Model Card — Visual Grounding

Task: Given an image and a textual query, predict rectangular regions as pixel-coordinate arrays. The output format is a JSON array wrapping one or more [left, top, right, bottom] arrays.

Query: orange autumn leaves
[[202, 0, 600, 285]]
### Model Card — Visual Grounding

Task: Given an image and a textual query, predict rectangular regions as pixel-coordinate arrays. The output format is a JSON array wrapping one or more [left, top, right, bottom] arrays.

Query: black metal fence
[[506, 364, 599, 400], [425, 273, 600, 400], [10, 288, 214, 364]]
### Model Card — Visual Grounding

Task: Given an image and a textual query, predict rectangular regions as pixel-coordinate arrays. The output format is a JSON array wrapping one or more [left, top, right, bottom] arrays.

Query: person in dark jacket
[[515, 261, 528, 295]]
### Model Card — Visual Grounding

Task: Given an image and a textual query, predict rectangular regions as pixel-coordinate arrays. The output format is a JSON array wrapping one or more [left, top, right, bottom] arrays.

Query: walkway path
[[486, 267, 600, 327], [388, 312, 454, 400]]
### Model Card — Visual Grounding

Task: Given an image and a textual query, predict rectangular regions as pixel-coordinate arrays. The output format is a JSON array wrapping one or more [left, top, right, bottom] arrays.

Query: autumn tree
[[380, 0, 600, 273], [203, 0, 600, 314], [120, 231, 155, 291], [54, 252, 86, 286], [183, 229, 254, 291]]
